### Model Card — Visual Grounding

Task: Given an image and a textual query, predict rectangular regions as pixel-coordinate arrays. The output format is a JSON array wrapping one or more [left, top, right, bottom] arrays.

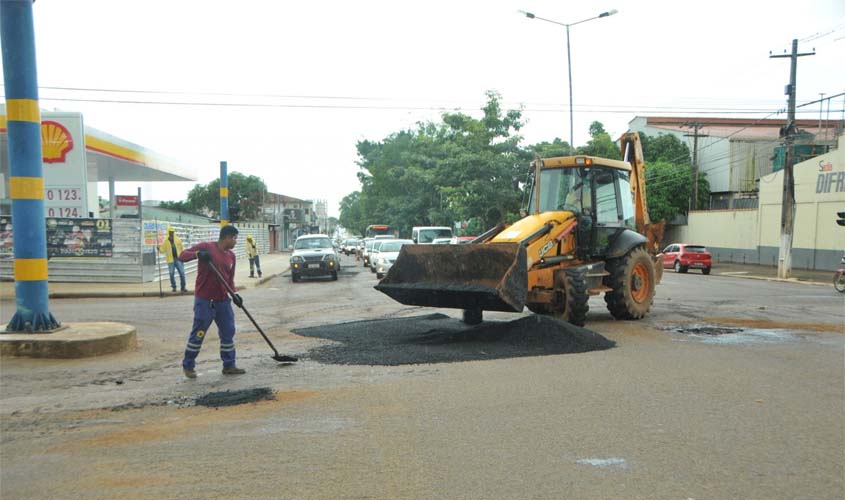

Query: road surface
[[1, 255, 843, 499]]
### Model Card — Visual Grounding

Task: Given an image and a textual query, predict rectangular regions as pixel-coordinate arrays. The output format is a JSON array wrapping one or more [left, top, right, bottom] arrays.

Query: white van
[[412, 226, 453, 244]]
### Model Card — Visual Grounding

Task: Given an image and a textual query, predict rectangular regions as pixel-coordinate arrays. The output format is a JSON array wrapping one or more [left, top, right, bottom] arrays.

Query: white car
[[373, 239, 413, 279], [369, 239, 395, 273], [432, 237, 452, 244]]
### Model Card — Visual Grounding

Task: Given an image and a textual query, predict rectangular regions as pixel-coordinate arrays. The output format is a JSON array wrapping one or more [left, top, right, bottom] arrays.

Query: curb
[[714, 272, 830, 287], [0, 322, 137, 359], [14, 268, 291, 300]]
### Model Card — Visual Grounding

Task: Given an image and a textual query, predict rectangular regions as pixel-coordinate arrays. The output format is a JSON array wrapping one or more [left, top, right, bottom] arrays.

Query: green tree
[[184, 171, 267, 220], [344, 91, 526, 235], [576, 121, 621, 159], [639, 132, 691, 166], [639, 132, 709, 221], [338, 191, 367, 236], [524, 138, 572, 158], [158, 200, 192, 212]]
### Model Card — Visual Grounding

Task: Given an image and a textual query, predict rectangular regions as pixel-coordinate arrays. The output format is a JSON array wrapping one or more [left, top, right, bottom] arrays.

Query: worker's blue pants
[[168, 260, 186, 291], [249, 255, 261, 275], [182, 297, 236, 370]]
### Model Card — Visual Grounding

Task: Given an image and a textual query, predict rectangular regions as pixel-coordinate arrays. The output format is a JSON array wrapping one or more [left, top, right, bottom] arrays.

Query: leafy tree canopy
[[577, 121, 621, 159], [642, 133, 709, 222], [178, 171, 267, 221], [343, 91, 527, 236], [639, 132, 691, 166], [339, 107, 711, 235], [525, 137, 572, 158]]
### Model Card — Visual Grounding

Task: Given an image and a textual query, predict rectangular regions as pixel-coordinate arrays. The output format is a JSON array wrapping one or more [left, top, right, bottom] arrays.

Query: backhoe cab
[[376, 132, 663, 326]]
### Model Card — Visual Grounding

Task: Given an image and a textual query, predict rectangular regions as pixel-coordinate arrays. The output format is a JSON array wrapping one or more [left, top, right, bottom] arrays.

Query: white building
[[665, 135, 845, 270], [629, 116, 840, 210]]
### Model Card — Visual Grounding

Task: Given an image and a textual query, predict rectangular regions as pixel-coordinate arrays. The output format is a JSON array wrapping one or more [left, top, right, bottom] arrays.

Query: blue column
[[219, 161, 229, 226], [2, 0, 60, 332]]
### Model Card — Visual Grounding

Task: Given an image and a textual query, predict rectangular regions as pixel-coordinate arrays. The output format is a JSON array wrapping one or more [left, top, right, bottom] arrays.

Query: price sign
[[44, 185, 86, 219], [45, 207, 82, 218], [45, 187, 82, 202]]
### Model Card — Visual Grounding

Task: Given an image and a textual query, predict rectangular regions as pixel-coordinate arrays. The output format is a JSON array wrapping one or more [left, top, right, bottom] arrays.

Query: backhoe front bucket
[[375, 243, 527, 312]]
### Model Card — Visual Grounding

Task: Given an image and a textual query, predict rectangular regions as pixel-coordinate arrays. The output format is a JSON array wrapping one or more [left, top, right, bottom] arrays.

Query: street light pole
[[565, 24, 573, 152], [520, 9, 618, 152]]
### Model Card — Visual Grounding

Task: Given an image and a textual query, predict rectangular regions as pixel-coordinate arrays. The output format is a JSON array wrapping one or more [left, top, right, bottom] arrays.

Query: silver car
[[290, 234, 340, 282], [369, 239, 393, 273], [373, 239, 413, 279]]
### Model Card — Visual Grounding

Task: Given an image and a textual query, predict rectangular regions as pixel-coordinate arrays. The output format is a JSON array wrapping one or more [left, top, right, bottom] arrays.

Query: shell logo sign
[[41, 120, 74, 164]]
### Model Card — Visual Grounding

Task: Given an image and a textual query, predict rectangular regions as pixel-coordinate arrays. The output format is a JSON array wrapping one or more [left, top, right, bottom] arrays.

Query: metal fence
[[1, 220, 270, 283]]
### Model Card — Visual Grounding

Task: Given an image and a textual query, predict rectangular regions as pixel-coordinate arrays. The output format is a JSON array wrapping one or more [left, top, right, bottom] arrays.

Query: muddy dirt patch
[[293, 313, 615, 365]]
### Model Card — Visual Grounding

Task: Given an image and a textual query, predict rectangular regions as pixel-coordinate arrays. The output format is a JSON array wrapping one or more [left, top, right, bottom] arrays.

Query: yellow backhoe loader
[[375, 132, 664, 326]]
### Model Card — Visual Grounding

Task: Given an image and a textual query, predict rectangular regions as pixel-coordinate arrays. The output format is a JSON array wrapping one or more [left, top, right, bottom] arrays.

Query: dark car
[[662, 243, 712, 274], [290, 234, 340, 282]]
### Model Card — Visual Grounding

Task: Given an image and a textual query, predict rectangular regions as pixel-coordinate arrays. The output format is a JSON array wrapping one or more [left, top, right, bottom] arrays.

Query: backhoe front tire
[[550, 268, 589, 326], [604, 246, 656, 320]]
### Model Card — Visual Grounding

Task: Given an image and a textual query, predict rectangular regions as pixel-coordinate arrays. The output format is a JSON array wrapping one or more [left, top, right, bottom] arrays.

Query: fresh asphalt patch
[[194, 387, 275, 408], [293, 313, 615, 366]]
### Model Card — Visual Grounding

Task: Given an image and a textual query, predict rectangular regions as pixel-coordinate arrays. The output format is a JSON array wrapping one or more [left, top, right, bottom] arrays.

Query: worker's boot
[[258, 271, 262, 278], [249, 272, 255, 278], [183, 367, 197, 379], [222, 366, 246, 375]]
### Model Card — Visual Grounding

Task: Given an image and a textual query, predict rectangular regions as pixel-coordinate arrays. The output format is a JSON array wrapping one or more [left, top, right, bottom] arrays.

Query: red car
[[662, 243, 712, 274]]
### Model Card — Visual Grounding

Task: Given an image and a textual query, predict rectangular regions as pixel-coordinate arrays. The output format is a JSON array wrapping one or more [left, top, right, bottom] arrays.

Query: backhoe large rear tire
[[604, 246, 656, 320], [551, 268, 589, 327]]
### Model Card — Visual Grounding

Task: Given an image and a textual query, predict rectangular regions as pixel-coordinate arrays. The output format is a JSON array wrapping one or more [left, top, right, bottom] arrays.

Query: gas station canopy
[[82, 126, 196, 182], [1, 106, 197, 185]]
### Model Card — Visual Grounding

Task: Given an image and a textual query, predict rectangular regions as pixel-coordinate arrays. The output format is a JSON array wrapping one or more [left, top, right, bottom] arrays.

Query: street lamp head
[[599, 9, 619, 18], [518, 10, 536, 19]]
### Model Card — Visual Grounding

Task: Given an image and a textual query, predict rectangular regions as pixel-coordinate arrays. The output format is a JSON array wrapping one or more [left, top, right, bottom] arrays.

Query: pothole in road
[[293, 313, 615, 366], [661, 323, 800, 345], [194, 388, 275, 408], [662, 325, 745, 335]]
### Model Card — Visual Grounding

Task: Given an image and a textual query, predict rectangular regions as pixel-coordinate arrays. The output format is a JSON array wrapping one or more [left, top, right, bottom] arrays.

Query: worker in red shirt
[[178, 225, 245, 379]]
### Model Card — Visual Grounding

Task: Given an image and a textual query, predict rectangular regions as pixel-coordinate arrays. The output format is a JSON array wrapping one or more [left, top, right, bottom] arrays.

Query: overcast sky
[[4, 0, 844, 217]]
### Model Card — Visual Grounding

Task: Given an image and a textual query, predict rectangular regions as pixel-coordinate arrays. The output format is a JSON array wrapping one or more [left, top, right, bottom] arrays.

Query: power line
[[22, 95, 843, 116], [1, 84, 829, 115]]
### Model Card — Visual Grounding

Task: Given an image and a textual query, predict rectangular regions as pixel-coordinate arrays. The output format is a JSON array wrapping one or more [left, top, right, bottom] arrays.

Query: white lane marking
[[576, 458, 628, 469]]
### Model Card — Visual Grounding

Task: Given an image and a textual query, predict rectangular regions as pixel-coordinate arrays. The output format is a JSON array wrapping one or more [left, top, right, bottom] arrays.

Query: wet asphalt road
[[1, 255, 843, 499]]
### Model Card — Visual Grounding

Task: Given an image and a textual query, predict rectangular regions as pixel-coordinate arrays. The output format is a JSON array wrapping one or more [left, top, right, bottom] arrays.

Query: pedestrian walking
[[158, 226, 187, 292], [246, 234, 262, 278], [178, 225, 245, 379]]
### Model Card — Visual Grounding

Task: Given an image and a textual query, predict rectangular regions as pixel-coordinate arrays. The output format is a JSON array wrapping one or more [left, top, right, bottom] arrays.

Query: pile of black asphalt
[[293, 313, 615, 366]]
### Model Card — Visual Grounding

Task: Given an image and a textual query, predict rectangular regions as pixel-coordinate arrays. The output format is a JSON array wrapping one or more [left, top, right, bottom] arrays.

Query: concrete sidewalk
[[0, 252, 291, 300]]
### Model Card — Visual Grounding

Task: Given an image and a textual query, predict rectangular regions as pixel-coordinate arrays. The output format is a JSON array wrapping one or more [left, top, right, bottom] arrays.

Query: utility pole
[[2, 0, 61, 331], [683, 122, 708, 211], [818, 92, 825, 136], [770, 39, 814, 279]]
